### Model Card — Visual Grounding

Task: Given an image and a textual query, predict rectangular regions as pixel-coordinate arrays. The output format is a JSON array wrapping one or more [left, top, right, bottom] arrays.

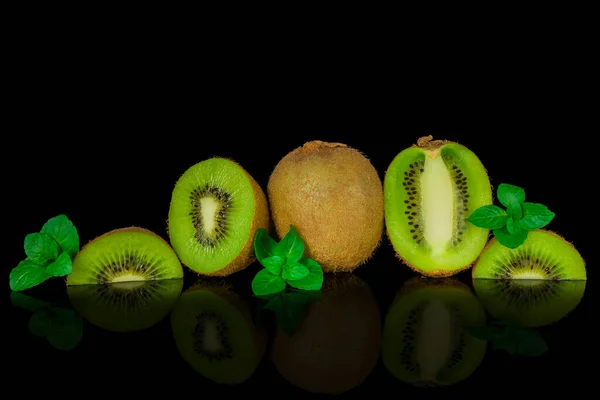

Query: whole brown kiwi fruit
[[267, 141, 384, 272]]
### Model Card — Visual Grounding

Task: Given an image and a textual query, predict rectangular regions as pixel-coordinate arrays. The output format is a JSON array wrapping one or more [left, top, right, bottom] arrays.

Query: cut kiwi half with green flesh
[[67, 278, 183, 332], [170, 282, 266, 384], [473, 279, 586, 327], [472, 229, 586, 280], [168, 157, 270, 276], [66, 227, 183, 285], [382, 277, 487, 387], [384, 136, 492, 277]]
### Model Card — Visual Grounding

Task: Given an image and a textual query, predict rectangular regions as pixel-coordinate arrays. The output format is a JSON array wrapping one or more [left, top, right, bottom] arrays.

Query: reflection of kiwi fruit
[[66, 227, 183, 285], [271, 273, 381, 395], [67, 278, 183, 332], [168, 158, 270, 276], [384, 136, 492, 277], [267, 141, 384, 272], [473, 279, 586, 327], [382, 277, 487, 387], [472, 229, 586, 280], [170, 281, 266, 384]]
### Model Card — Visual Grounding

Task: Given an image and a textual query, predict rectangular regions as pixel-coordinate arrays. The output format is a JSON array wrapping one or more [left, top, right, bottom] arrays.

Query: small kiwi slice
[[382, 277, 487, 387], [270, 273, 381, 395], [170, 281, 266, 384], [168, 157, 270, 276], [67, 278, 183, 332], [384, 136, 492, 277], [472, 279, 586, 327], [267, 140, 384, 272], [472, 229, 586, 280], [66, 227, 183, 285]]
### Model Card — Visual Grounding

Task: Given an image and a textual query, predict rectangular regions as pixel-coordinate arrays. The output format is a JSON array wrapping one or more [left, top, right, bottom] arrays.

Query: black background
[[5, 51, 594, 395]]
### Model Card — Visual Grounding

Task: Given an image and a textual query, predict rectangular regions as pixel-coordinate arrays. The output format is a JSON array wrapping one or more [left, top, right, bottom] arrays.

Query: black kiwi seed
[[448, 162, 469, 248], [402, 157, 425, 246], [490, 248, 565, 280], [93, 251, 162, 283], [192, 311, 233, 361], [189, 185, 232, 248], [90, 281, 160, 309]]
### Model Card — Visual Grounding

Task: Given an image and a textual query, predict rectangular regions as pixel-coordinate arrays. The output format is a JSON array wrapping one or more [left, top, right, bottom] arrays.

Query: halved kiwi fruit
[[382, 277, 487, 387], [168, 157, 270, 276], [270, 273, 381, 395], [170, 281, 266, 384], [66, 227, 183, 285], [67, 278, 183, 332], [473, 279, 586, 327], [384, 136, 492, 277], [472, 229, 586, 280], [267, 140, 384, 272]]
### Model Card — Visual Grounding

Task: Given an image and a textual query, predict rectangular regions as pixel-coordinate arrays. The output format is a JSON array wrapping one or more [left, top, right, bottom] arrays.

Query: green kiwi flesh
[[170, 283, 265, 384], [473, 279, 586, 327], [382, 277, 487, 386], [67, 278, 183, 332], [67, 228, 183, 285], [384, 136, 492, 277], [472, 229, 586, 280]]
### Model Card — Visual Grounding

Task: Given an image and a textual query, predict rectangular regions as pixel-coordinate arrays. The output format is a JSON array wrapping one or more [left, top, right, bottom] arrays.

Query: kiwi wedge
[[384, 136, 492, 277], [66, 227, 183, 285], [270, 273, 381, 395], [382, 277, 487, 387], [472, 229, 586, 280], [67, 278, 183, 332], [473, 279, 585, 327], [267, 140, 384, 272], [168, 157, 270, 276], [170, 281, 266, 384]]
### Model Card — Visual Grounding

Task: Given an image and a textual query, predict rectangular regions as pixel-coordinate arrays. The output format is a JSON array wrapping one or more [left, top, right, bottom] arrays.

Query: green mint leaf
[[518, 202, 555, 231], [24, 232, 60, 263], [506, 217, 519, 235], [10, 291, 49, 313], [465, 325, 505, 341], [287, 258, 323, 291], [282, 261, 310, 281], [254, 228, 280, 261], [507, 202, 523, 221], [493, 226, 528, 249], [46, 252, 73, 277], [276, 225, 305, 262], [29, 307, 83, 351], [260, 255, 285, 275], [497, 183, 525, 207], [513, 328, 548, 356], [40, 214, 79, 259], [251, 268, 286, 296], [9, 259, 52, 291], [467, 205, 509, 229]]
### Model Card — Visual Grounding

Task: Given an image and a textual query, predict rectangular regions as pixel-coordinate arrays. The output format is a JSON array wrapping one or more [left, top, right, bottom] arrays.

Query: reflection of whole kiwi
[[267, 141, 384, 272], [473, 279, 586, 327], [168, 158, 270, 277], [170, 281, 266, 384], [67, 279, 183, 332], [270, 273, 381, 395], [382, 277, 487, 387]]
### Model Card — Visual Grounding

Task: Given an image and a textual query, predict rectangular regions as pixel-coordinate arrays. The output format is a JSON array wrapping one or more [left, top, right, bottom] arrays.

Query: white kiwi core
[[200, 196, 221, 234]]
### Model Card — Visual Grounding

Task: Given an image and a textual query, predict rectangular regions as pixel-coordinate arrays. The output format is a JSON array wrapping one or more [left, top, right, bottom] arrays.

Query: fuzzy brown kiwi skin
[[471, 228, 585, 278], [385, 135, 494, 278]]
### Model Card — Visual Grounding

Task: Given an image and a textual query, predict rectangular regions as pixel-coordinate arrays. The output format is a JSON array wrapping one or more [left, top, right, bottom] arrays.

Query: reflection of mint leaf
[[466, 325, 504, 341], [10, 291, 48, 312], [497, 183, 525, 207], [261, 255, 285, 275], [9, 259, 51, 291], [28, 307, 83, 351], [518, 202, 555, 230], [46, 252, 73, 277], [254, 228, 280, 261], [276, 225, 304, 262], [263, 290, 321, 336], [40, 214, 79, 259], [493, 226, 528, 249], [467, 205, 508, 229], [467, 321, 548, 357], [287, 258, 323, 291], [282, 261, 310, 281], [511, 328, 548, 356], [508, 202, 523, 220], [251, 269, 286, 296], [24, 233, 60, 263]]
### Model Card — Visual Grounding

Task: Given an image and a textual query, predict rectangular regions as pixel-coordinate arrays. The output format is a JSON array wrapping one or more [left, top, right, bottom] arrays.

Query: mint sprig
[[251, 225, 324, 296], [468, 184, 555, 249], [466, 319, 548, 357], [9, 214, 79, 291]]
